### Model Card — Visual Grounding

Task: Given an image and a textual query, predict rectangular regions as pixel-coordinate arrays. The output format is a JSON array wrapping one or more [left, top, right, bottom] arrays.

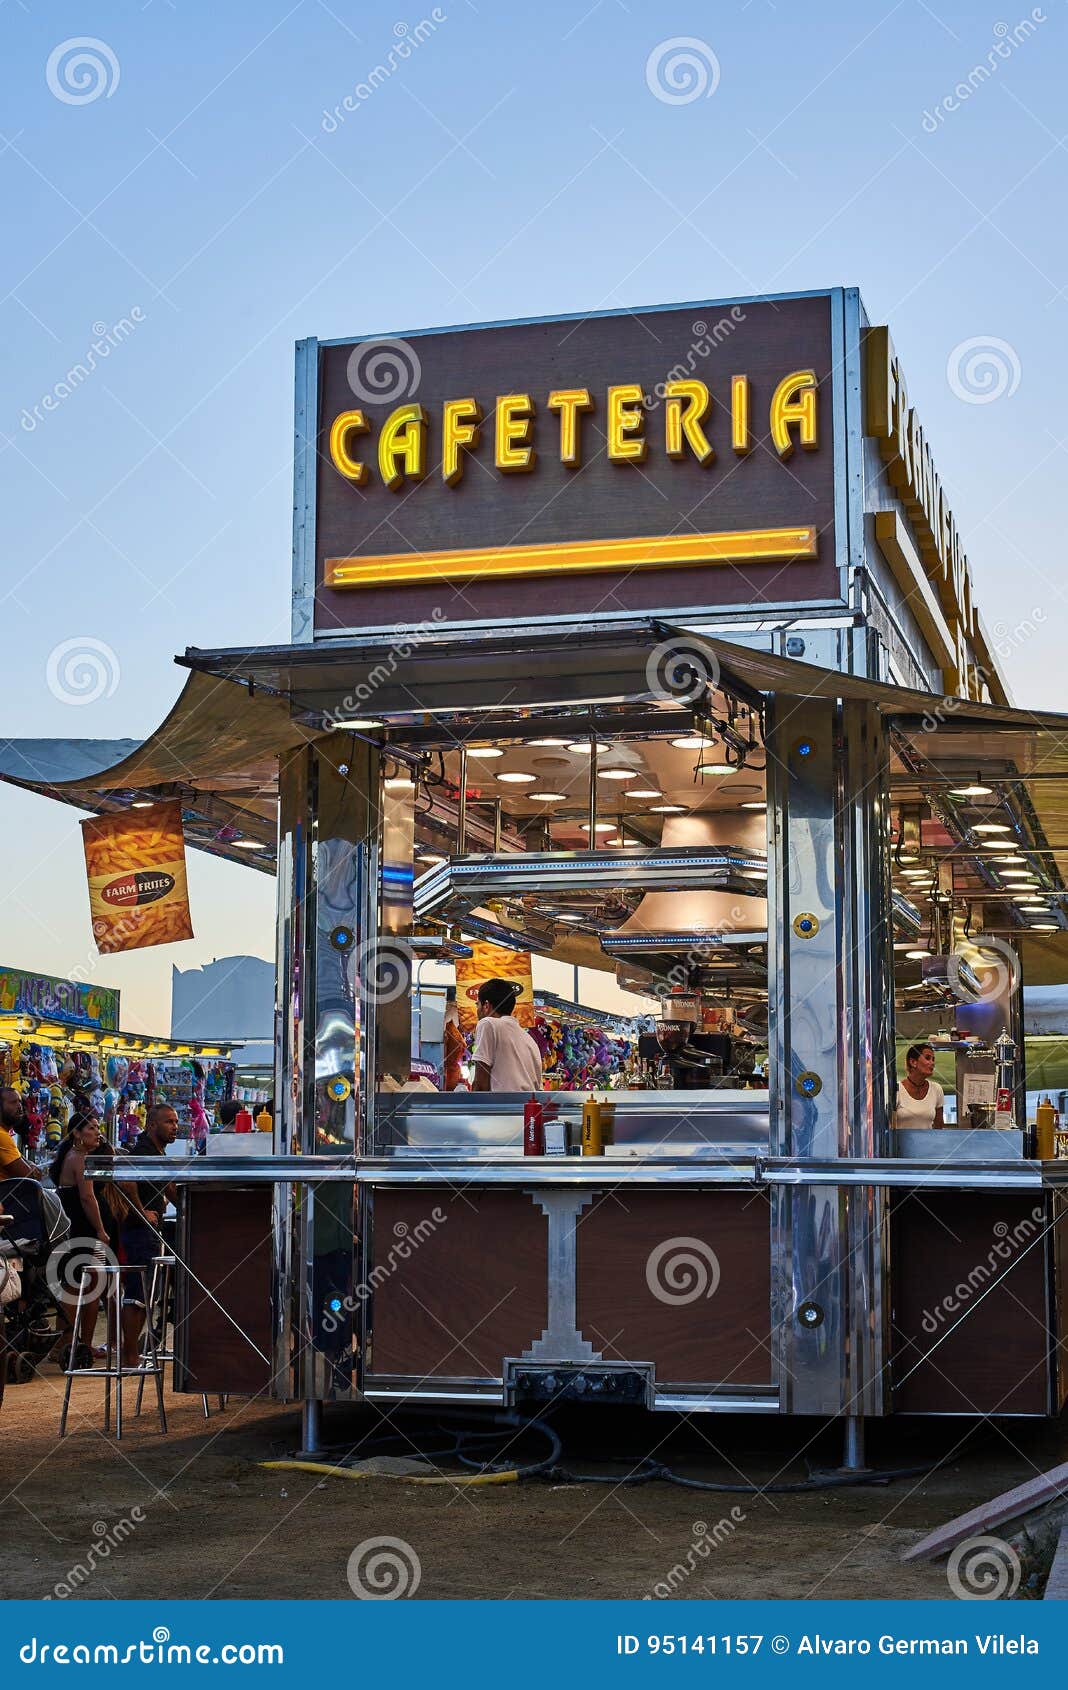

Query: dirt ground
[[1, 1361, 1064, 1602]]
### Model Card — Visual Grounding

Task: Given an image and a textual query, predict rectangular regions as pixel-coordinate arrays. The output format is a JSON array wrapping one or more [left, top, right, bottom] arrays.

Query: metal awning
[[5, 628, 1068, 977], [0, 669, 325, 871]]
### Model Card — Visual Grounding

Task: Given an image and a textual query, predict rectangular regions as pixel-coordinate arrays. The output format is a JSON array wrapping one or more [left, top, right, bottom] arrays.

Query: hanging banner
[[80, 800, 194, 955], [454, 942, 534, 1034], [0, 965, 120, 1031]]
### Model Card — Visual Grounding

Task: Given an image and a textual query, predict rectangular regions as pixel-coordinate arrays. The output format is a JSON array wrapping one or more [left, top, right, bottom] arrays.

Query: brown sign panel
[[313, 295, 838, 632]]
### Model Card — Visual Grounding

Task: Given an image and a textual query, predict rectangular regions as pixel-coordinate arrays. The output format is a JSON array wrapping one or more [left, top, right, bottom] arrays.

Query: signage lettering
[[327, 370, 820, 491]]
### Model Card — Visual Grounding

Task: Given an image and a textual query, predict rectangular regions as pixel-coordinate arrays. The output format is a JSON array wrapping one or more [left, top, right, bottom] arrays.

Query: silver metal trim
[[291, 337, 318, 645]]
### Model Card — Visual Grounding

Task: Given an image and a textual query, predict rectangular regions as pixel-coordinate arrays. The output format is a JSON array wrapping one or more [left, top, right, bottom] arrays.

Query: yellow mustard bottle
[[255, 1105, 273, 1134], [581, 1094, 603, 1156]]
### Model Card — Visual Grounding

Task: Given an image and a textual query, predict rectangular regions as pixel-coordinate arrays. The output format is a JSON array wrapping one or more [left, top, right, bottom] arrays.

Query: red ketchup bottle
[[234, 1105, 253, 1134], [523, 1096, 544, 1156]]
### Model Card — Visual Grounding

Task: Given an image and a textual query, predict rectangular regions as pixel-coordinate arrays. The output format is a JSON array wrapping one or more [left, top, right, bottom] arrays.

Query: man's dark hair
[[146, 1101, 177, 1131], [218, 1099, 240, 1127], [477, 977, 521, 1015]]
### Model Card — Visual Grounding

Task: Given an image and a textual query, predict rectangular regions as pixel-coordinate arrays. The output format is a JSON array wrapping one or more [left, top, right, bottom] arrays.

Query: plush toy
[[106, 1053, 129, 1089], [189, 1095, 210, 1147]]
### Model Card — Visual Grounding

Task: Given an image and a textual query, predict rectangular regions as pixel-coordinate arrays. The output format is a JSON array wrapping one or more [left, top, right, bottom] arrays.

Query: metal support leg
[[842, 1415, 866, 1472], [59, 1266, 91, 1437], [301, 1398, 323, 1455]]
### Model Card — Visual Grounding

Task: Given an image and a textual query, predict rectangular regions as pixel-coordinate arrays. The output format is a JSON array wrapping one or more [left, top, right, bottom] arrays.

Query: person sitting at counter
[[471, 978, 543, 1093], [895, 1042, 945, 1130]]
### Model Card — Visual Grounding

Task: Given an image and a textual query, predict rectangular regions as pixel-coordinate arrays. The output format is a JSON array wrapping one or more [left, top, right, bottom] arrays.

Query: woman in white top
[[471, 977, 543, 1093], [896, 1042, 945, 1129]]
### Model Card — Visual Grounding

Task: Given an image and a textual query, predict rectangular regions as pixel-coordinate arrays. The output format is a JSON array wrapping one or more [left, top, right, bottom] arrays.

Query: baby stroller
[[0, 1177, 71, 1384]]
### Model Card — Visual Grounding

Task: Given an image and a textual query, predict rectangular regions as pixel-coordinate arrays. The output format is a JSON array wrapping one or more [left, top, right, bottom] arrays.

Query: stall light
[[627, 788, 663, 799], [600, 769, 638, 781], [982, 841, 1017, 853], [333, 718, 382, 729], [568, 741, 610, 753], [529, 790, 566, 801], [741, 801, 766, 810], [1003, 872, 1038, 881], [696, 761, 736, 777], [650, 804, 687, 813], [417, 853, 446, 866], [997, 855, 1027, 865], [905, 949, 932, 959], [557, 913, 583, 923], [529, 737, 570, 747], [950, 783, 993, 797], [671, 735, 716, 749], [496, 771, 537, 784], [896, 852, 918, 864], [131, 800, 154, 808], [580, 822, 615, 833], [232, 840, 269, 850], [1030, 923, 1059, 931], [973, 823, 1012, 834], [467, 746, 504, 758]]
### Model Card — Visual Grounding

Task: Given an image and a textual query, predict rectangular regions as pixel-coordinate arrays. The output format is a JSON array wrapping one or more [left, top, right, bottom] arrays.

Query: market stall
[[5, 288, 1068, 1453], [0, 964, 237, 1150]]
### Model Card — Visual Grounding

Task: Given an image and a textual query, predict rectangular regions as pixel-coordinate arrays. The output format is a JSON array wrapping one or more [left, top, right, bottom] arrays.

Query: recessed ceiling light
[[896, 852, 918, 864], [998, 856, 1027, 865], [333, 718, 382, 729], [529, 790, 566, 801], [1030, 923, 1058, 931], [497, 771, 537, 783], [628, 788, 663, 799], [580, 821, 615, 833], [696, 761, 736, 777], [1003, 872, 1038, 881], [983, 841, 1016, 853], [467, 746, 503, 758], [906, 948, 931, 959], [650, 804, 687, 813], [973, 823, 1011, 834], [604, 836, 626, 846], [529, 737, 570, 747], [741, 801, 766, 810], [950, 783, 993, 797], [568, 741, 610, 753], [600, 768, 638, 781], [671, 735, 715, 749], [131, 800, 154, 808]]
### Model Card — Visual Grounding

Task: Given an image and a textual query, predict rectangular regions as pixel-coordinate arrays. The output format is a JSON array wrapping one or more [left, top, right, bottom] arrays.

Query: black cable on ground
[[264, 1410, 945, 1493]]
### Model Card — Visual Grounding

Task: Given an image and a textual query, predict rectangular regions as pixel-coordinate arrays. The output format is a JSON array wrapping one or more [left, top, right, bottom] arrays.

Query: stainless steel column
[[273, 734, 379, 1403], [767, 697, 892, 1417]]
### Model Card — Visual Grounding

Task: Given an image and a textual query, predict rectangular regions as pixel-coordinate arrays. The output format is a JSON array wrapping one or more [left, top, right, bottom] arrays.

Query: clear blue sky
[[2, 0, 1065, 1032]]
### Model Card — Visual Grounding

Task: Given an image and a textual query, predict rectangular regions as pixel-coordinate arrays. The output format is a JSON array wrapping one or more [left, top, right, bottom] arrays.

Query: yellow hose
[[259, 1459, 519, 1487]]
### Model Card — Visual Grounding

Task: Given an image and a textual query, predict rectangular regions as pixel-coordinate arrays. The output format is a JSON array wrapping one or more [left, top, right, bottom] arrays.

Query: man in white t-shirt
[[470, 977, 543, 1093]]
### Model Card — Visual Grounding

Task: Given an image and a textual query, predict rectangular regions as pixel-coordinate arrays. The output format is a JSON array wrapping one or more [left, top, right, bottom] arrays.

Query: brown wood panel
[[314, 296, 838, 631], [173, 1186, 275, 1395], [367, 1189, 547, 1378], [891, 1192, 1051, 1415], [575, 1189, 773, 1387]]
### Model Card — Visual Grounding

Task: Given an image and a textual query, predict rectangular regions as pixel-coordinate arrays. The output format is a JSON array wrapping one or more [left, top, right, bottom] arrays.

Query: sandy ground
[[1, 1361, 1065, 1602]]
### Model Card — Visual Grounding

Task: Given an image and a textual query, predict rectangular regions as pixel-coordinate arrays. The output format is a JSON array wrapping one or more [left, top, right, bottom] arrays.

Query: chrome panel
[[653, 1389, 780, 1413], [373, 1091, 770, 1157], [894, 1127, 1027, 1161], [522, 1190, 599, 1362], [356, 1159, 763, 1187], [414, 847, 768, 919]]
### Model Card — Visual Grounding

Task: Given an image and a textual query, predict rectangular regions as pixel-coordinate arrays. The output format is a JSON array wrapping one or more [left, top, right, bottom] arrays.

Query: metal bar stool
[[59, 1261, 167, 1439], [135, 1252, 226, 1420]]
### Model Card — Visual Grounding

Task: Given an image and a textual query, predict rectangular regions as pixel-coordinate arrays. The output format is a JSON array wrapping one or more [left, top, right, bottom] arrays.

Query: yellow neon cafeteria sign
[[325, 370, 820, 590]]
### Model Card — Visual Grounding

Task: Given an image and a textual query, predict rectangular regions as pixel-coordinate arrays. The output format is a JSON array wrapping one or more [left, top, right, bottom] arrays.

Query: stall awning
[[0, 669, 325, 871]]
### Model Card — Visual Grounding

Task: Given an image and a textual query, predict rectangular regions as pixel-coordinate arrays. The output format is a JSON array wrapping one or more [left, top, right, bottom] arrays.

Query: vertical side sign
[[81, 800, 193, 954]]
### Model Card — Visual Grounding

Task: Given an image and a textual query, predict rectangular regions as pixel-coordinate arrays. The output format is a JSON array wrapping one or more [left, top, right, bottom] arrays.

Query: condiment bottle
[[581, 1094, 603, 1156], [523, 1095, 544, 1156], [1036, 1096, 1056, 1161]]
